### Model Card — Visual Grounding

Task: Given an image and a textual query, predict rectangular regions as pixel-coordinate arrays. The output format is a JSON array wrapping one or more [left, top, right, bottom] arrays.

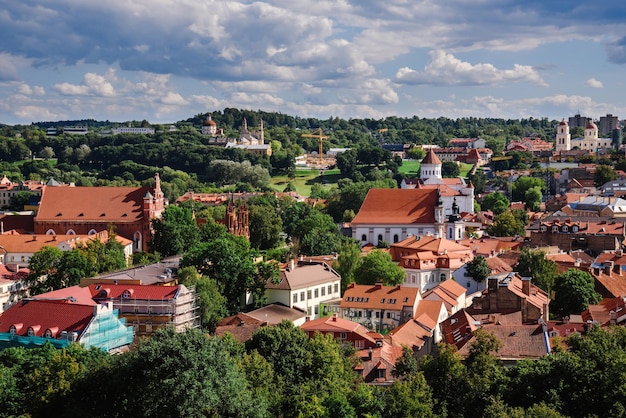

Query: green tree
[[419, 343, 466, 417], [442, 161, 460, 178], [406, 146, 426, 160], [381, 373, 434, 417], [63, 328, 266, 417], [6, 191, 33, 211], [468, 169, 487, 194], [512, 177, 545, 201], [182, 235, 277, 313], [594, 164, 617, 187], [487, 211, 525, 237], [178, 266, 228, 332], [333, 239, 362, 291], [514, 248, 558, 294], [481, 191, 510, 215], [551, 269, 601, 317], [466, 255, 491, 283], [248, 203, 283, 250], [524, 186, 542, 211], [392, 346, 419, 379], [354, 249, 405, 285], [151, 205, 199, 257]]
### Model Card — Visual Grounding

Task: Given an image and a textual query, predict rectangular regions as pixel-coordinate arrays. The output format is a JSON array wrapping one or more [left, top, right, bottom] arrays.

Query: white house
[[265, 260, 342, 319]]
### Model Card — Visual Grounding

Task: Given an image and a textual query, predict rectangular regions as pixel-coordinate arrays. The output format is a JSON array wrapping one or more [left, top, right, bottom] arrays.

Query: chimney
[[374, 282, 383, 289], [522, 277, 531, 296], [605, 261, 614, 276], [289, 259, 295, 271], [562, 316, 569, 324], [610, 310, 617, 325], [368, 347, 373, 360], [617, 249, 624, 258], [332, 313, 338, 322]]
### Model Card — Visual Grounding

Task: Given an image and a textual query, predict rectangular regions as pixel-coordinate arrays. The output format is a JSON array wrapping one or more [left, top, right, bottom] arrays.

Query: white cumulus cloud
[[395, 50, 547, 87], [585, 78, 603, 88]]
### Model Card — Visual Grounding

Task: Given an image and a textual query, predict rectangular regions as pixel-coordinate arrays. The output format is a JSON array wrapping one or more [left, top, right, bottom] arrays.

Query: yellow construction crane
[[301, 128, 329, 166]]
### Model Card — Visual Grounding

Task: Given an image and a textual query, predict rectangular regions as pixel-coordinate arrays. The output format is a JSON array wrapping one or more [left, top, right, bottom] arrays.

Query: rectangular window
[[340, 332, 347, 339], [300, 292, 305, 302], [334, 284, 339, 293], [375, 312, 380, 318], [387, 312, 391, 319], [314, 305, 319, 315], [328, 285, 332, 294], [314, 288, 319, 298], [307, 307, 312, 315], [321, 287, 325, 296], [307, 290, 312, 300], [293, 294, 298, 303]]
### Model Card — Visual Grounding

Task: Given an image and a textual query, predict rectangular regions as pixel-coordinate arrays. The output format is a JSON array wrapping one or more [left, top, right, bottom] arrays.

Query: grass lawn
[[271, 168, 341, 197], [458, 163, 474, 178], [398, 160, 420, 176]]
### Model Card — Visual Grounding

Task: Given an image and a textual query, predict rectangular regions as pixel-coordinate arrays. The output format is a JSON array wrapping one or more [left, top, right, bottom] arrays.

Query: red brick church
[[34, 174, 166, 252]]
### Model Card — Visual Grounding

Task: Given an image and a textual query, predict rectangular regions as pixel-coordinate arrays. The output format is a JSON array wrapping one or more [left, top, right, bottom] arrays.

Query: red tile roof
[[351, 189, 437, 225], [31, 285, 97, 306], [0, 299, 94, 338], [88, 284, 180, 300], [36, 185, 149, 223]]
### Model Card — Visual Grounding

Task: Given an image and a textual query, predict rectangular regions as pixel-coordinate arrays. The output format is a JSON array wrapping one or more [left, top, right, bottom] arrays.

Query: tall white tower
[[555, 119, 571, 152], [420, 149, 442, 183]]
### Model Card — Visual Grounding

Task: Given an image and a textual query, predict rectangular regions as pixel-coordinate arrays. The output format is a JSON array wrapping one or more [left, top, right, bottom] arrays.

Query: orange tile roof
[[387, 317, 432, 349], [422, 149, 442, 164], [301, 315, 376, 344], [0, 234, 62, 253], [416, 183, 462, 197], [341, 283, 419, 310], [351, 189, 437, 225], [592, 271, 626, 298], [36, 185, 148, 223], [437, 278, 467, 299], [508, 275, 550, 310]]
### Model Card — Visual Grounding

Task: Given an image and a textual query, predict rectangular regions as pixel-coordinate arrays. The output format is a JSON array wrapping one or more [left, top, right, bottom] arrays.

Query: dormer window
[[78, 212, 84, 217], [562, 226, 568, 232], [541, 226, 547, 232], [100, 213, 106, 217], [572, 226, 578, 232], [552, 226, 558, 232], [122, 289, 133, 298]]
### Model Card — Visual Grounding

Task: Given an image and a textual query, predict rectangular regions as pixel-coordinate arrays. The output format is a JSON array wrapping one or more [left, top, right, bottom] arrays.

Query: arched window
[[393, 234, 399, 243], [361, 234, 367, 241], [133, 231, 142, 251], [45, 229, 56, 235], [440, 274, 446, 282], [377, 234, 383, 243], [88, 229, 97, 235], [66, 229, 76, 235]]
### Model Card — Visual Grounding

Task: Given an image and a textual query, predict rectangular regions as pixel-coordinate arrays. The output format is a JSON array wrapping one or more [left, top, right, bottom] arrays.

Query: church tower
[[420, 149, 442, 184], [445, 198, 465, 240], [555, 119, 571, 152], [435, 188, 445, 238]]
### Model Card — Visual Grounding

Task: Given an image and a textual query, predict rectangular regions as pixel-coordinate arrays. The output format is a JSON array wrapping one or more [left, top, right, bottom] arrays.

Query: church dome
[[203, 115, 216, 126], [421, 149, 442, 165], [559, 119, 568, 126], [586, 121, 597, 130]]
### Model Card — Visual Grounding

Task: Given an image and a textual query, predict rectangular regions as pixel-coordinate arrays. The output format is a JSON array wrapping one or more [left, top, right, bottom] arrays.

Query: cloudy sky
[[2, 0, 626, 125]]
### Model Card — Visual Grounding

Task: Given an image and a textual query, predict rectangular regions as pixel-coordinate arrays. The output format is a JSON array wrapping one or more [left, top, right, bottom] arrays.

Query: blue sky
[[1, 0, 626, 125]]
